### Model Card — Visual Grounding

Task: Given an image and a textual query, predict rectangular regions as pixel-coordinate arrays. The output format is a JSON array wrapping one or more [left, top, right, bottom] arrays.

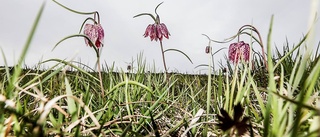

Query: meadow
[[0, 1, 320, 137]]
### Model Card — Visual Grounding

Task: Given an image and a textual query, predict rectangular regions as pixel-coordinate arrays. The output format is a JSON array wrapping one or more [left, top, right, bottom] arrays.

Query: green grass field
[[0, 1, 319, 137]]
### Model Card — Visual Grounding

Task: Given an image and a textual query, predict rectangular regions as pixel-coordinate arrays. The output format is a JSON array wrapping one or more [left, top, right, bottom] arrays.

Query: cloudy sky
[[0, 0, 319, 73]]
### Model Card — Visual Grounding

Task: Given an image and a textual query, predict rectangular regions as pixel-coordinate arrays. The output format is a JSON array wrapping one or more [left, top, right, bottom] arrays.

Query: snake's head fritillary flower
[[228, 41, 250, 63], [143, 23, 170, 42], [84, 23, 104, 48]]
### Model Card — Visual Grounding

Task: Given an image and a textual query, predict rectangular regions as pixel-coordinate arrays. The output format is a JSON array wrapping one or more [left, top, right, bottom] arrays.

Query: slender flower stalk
[[96, 56, 105, 97], [53, 0, 106, 97], [159, 41, 168, 73], [201, 34, 214, 136], [134, 2, 170, 75], [209, 25, 268, 71], [82, 12, 105, 98], [237, 25, 268, 70], [53, 0, 96, 15]]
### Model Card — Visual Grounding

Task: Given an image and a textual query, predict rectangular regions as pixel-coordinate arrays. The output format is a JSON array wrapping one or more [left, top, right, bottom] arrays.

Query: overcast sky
[[0, 0, 319, 73]]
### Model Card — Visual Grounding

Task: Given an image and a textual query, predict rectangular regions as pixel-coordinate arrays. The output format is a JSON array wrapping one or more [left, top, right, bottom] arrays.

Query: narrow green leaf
[[65, 77, 77, 120], [52, 34, 99, 55], [135, 80, 177, 132], [41, 58, 100, 82], [133, 13, 156, 22], [108, 80, 152, 95], [53, 0, 96, 15], [271, 92, 318, 112], [49, 113, 58, 127], [164, 48, 193, 64], [0, 48, 11, 85], [7, 1, 46, 96], [263, 14, 275, 137]]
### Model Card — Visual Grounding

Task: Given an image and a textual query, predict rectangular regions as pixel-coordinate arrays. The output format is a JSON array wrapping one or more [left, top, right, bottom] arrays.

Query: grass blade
[[65, 77, 77, 121], [164, 48, 193, 64], [263, 15, 275, 137], [7, 2, 46, 97]]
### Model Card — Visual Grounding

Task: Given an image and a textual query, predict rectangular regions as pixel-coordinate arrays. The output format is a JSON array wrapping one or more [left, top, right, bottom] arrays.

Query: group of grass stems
[[1, 4, 320, 137], [0, 38, 320, 136]]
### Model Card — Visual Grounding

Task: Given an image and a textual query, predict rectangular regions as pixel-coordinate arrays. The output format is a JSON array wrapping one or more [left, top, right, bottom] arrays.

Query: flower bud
[[205, 46, 211, 54]]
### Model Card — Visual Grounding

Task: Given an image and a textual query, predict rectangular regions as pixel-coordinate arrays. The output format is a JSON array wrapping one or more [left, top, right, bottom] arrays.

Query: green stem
[[254, 28, 268, 70], [238, 25, 268, 70], [53, 0, 96, 15], [78, 17, 97, 34], [94, 12, 100, 23], [96, 55, 105, 98], [205, 42, 213, 136], [201, 34, 213, 136], [160, 41, 168, 74], [133, 13, 156, 22], [8, 2, 45, 97]]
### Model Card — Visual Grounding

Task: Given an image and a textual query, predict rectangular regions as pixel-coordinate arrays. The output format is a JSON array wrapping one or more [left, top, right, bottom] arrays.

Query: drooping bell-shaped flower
[[143, 23, 170, 42], [228, 41, 250, 63], [84, 23, 104, 48]]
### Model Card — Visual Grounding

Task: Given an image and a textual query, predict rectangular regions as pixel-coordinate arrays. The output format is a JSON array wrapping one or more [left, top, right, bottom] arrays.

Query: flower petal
[[160, 23, 170, 39], [143, 23, 170, 42], [228, 43, 237, 63], [228, 41, 250, 63], [95, 24, 104, 48], [156, 24, 163, 41], [84, 24, 95, 47], [143, 24, 152, 38], [150, 24, 157, 41], [84, 23, 104, 48]]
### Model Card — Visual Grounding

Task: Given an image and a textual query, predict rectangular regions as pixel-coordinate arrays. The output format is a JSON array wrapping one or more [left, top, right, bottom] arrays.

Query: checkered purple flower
[[228, 41, 250, 63], [84, 23, 104, 48], [143, 23, 170, 42]]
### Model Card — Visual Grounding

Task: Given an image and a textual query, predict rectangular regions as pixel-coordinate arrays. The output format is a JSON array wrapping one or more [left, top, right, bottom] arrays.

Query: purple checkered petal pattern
[[228, 41, 250, 63], [143, 23, 170, 42], [84, 23, 104, 48]]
